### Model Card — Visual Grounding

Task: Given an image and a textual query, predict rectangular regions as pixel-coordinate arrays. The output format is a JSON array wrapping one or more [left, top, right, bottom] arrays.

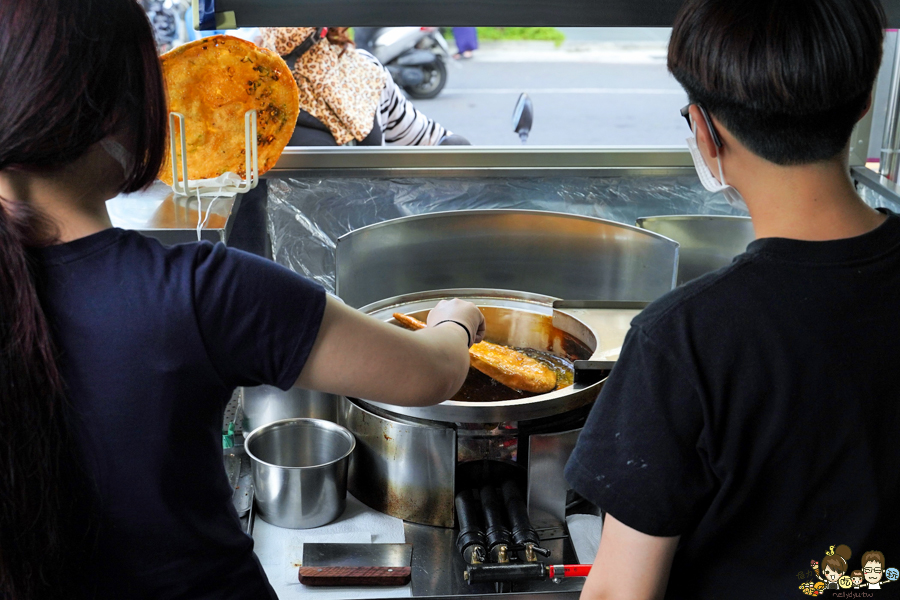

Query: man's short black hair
[[668, 0, 886, 166]]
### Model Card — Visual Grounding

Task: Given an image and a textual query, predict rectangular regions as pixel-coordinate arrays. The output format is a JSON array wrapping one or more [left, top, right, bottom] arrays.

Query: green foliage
[[479, 27, 565, 46], [443, 27, 566, 47]]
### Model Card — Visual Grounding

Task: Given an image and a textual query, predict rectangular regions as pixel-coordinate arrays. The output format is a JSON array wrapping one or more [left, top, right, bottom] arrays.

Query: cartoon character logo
[[802, 545, 853, 595], [800, 545, 894, 595], [799, 581, 825, 596], [861, 550, 893, 589], [816, 545, 853, 590]]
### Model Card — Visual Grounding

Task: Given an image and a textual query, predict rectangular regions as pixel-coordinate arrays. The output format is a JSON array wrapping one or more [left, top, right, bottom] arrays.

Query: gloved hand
[[426, 298, 485, 347]]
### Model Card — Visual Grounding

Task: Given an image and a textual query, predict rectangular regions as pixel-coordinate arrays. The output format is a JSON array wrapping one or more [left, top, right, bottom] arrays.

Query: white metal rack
[[167, 109, 259, 239], [168, 109, 260, 196]]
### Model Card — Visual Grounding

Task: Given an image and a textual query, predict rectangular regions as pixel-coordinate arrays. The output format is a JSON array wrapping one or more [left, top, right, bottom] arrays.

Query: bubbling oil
[[450, 332, 591, 403]]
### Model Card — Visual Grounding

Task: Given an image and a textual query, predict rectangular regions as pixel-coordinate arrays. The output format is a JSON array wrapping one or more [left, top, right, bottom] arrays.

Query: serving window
[[124, 2, 900, 254]]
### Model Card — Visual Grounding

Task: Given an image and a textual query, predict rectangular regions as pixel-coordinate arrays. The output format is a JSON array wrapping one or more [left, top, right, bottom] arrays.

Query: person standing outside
[[452, 27, 479, 59], [259, 27, 458, 147], [138, 0, 179, 51], [230, 27, 467, 256], [564, 1, 897, 599]]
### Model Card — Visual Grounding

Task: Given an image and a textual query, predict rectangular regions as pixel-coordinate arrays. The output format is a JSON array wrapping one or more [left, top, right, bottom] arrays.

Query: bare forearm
[[580, 514, 678, 600], [393, 325, 471, 403], [295, 296, 471, 405]]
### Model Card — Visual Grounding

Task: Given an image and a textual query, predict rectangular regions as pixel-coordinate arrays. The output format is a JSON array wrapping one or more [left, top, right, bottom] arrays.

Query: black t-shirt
[[35, 228, 326, 599], [566, 210, 900, 599]]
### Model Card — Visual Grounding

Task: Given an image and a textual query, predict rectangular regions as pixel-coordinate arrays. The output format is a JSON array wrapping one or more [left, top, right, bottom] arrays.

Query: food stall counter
[[108, 180, 242, 246]]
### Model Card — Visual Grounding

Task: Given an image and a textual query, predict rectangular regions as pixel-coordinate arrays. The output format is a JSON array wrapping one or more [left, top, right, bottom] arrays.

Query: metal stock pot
[[241, 386, 339, 432], [245, 418, 355, 529]]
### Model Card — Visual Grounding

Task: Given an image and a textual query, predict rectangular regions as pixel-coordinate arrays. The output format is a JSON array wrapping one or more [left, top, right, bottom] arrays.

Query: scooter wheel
[[404, 59, 447, 100]]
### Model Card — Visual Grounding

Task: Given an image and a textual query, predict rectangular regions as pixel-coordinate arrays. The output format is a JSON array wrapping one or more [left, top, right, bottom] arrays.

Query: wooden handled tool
[[392, 312, 557, 394], [299, 543, 413, 587], [298, 566, 411, 586]]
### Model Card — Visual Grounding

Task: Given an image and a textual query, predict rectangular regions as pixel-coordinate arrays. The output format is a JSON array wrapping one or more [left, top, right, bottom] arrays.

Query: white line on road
[[441, 88, 685, 95]]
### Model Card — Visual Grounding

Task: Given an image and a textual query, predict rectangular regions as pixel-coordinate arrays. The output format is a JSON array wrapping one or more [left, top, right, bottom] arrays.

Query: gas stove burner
[[456, 480, 550, 567]]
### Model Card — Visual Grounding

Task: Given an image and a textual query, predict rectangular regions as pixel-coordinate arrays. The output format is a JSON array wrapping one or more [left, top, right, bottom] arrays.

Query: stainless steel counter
[[108, 180, 242, 245], [243, 508, 585, 599], [235, 424, 587, 600]]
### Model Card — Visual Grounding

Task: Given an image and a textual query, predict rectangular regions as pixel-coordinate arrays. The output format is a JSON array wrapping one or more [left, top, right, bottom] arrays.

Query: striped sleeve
[[356, 50, 449, 146]]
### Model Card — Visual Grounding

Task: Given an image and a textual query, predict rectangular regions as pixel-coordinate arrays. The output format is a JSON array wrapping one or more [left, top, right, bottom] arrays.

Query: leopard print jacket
[[259, 28, 386, 145]]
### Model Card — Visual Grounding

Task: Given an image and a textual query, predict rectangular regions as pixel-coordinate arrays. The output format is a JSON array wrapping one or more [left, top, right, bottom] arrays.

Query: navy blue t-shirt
[[566, 210, 900, 599], [35, 228, 326, 599]]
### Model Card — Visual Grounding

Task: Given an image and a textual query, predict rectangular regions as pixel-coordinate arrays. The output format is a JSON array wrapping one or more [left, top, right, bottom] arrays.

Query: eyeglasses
[[863, 568, 883, 574], [681, 104, 723, 148]]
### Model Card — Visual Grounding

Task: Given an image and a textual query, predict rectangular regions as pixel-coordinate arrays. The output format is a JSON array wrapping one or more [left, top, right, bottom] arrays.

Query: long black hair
[[0, 0, 167, 596]]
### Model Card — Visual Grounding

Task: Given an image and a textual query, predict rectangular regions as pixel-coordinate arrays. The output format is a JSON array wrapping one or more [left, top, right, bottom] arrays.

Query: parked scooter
[[366, 27, 451, 100]]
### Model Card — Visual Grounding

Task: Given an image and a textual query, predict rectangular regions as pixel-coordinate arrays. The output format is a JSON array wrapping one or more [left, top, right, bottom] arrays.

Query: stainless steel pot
[[241, 385, 339, 432], [245, 418, 355, 529]]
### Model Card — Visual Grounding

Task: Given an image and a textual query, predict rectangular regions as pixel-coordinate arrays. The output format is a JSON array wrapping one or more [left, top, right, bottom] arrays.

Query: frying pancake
[[468, 342, 558, 394], [159, 35, 299, 185], [392, 312, 557, 394]]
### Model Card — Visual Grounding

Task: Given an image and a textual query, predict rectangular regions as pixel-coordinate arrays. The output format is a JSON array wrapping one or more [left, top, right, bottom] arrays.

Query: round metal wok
[[355, 288, 604, 424]]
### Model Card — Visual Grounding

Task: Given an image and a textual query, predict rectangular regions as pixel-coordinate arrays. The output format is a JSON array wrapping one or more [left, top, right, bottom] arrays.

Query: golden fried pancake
[[159, 35, 299, 185], [392, 312, 557, 394]]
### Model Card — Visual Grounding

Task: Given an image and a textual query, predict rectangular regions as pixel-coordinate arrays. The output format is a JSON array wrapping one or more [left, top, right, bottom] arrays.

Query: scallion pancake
[[159, 35, 299, 185]]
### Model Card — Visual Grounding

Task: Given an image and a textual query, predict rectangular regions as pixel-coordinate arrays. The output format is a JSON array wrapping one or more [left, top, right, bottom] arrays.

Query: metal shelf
[[853, 165, 900, 206], [267, 146, 696, 179]]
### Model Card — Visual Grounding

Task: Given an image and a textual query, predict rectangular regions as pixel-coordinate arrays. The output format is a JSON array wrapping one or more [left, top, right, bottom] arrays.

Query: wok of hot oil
[[450, 330, 590, 403]]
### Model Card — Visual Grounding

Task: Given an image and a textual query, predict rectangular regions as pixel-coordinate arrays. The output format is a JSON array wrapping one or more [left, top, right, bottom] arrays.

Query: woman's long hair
[[0, 0, 167, 596]]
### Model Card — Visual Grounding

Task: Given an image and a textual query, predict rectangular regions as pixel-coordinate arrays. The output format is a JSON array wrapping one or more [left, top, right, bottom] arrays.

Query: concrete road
[[413, 48, 689, 146], [557, 27, 672, 43]]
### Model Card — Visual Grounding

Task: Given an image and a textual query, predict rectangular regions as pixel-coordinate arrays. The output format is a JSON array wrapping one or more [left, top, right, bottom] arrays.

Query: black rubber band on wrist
[[433, 319, 473, 348]]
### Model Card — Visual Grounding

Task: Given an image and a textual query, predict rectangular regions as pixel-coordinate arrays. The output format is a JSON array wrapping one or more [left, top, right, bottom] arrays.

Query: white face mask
[[686, 121, 747, 212], [99, 138, 134, 174]]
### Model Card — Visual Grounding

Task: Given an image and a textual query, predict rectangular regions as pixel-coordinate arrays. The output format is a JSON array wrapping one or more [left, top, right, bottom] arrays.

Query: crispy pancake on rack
[[159, 35, 299, 185]]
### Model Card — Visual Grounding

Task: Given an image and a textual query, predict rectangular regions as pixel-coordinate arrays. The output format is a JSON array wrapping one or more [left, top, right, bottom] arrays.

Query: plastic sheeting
[[267, 175, 743, 292], [859, 183, 900, 213], [267, 173, 900, 292]]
